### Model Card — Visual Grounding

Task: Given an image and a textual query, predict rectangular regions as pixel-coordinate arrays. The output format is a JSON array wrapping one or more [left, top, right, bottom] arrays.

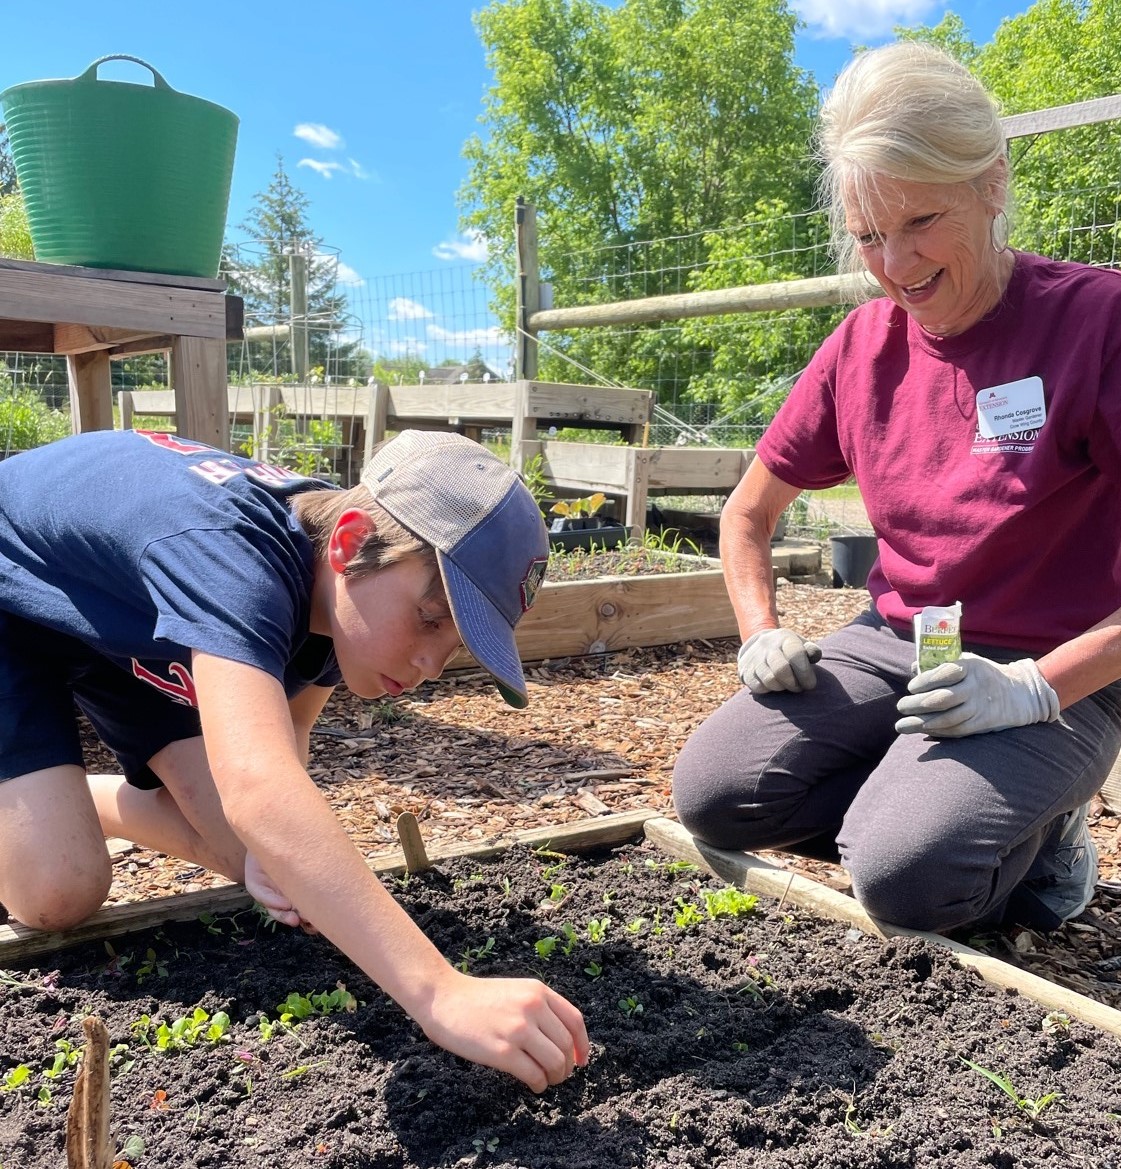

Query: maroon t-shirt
[[757, 251, 1121, 653]]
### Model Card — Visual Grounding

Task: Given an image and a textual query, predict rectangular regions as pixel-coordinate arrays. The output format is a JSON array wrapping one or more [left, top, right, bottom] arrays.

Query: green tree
[[459, 0, 822, 406], [906, 0, 1121, 265], [371, 354, 426, 385], [0, 126, 17, 197], [680, 199, 845, 412], [0, 126, 33, 258], [222, 156, 353, 377], [0, 191, 33, 259]]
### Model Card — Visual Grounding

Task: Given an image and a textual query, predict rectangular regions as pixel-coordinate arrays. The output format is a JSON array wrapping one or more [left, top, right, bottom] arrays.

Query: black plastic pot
[[830, 533, 879, 589], [548, 518, 628, 552]]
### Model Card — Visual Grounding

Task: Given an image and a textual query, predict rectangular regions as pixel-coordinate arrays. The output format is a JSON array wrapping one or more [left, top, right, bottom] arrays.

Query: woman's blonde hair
[[291, 484, 436, 579], [815, 41, 1008, 276]]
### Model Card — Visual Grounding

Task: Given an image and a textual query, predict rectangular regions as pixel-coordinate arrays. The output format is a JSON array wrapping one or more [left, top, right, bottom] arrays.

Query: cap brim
[[436, 551, 529, 709]]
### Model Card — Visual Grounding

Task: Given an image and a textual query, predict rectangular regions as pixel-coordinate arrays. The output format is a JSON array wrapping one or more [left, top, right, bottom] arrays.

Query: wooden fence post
[[515, 197, 540, 382]]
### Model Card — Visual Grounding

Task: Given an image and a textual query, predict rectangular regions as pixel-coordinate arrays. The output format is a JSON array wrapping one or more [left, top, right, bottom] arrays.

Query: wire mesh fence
[[3, 176, 1120, 535]]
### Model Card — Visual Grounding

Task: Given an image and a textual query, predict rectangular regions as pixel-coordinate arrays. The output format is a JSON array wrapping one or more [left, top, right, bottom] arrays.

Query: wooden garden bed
[[4, 811, 1121, 1168], [450, 553, 738, 667]]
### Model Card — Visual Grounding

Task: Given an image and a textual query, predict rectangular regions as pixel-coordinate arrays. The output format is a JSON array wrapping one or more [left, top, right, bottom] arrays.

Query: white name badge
[[976, 376, 1046, 439]]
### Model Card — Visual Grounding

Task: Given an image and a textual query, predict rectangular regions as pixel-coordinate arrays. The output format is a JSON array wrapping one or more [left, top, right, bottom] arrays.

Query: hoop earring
[[990, 210, 1009, 254]]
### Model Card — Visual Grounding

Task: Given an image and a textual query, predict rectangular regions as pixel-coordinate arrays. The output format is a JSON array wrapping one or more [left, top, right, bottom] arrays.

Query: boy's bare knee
[[2, 856, 111, 932]]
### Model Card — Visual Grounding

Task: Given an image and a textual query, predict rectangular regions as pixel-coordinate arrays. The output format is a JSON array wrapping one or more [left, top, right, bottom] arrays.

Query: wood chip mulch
[[90, 581, 1121, 1012]]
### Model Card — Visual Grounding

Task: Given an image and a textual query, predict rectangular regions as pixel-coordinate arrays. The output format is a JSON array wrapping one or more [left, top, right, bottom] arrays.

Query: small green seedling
[[960, 1057, 1062, 1118], [135, 947, 169, 984], [550, 492, 607, 519], [43, 1039, 81, 1081], [1, 1065, 32, 1092], [618, 996, 644, 1018], [117, 1135, 145, 1164], [586, 917, 609, 943], [281, 1060, 330, 1080], [473, 1136, 500, 1155], [0, 971, 41, 992], [133, 1007, 232, 1052], [644, 859, 699, 877], [547, 883, 569, 903], [673, 898, 705, 928], [257, 1015, 297, 1044], [835, 1087, 893, 1139], [559, 923, 579, 956], [277, 986, 359, 1024], [1041, 1011, 1072, 1035], [457, 936, 497, 972], [101, 941, 133, 976], [625, 917, 647, 934], [702, 888, 759, 919], [535, 936, 558, 960], [584, 961, 603, 979]]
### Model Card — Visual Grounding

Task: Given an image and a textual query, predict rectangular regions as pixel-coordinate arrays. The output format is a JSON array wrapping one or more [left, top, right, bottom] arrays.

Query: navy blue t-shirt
[[0, 429, 342, 704]]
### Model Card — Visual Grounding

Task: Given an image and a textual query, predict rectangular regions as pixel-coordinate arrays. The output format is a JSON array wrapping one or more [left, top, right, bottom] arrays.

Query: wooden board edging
[[0, 809, 661, 965], [643, 816, 1121, 1042], [449, 556, 737, 667]]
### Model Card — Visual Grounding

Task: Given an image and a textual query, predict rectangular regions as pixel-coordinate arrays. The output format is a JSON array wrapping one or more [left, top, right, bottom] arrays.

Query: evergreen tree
[[221, 156, 353, 376]]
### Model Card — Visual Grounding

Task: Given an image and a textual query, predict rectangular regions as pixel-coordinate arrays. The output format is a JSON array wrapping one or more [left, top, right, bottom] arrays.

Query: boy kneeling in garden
[[0, 427, 588, 1091]]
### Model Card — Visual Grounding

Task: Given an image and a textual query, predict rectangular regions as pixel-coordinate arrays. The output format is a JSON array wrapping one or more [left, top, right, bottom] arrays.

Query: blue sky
[[1, 0, 1033, 364]]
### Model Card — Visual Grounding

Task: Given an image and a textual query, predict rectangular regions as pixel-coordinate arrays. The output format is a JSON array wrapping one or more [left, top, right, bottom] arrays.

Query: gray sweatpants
[[672, 608, 1121, 931]]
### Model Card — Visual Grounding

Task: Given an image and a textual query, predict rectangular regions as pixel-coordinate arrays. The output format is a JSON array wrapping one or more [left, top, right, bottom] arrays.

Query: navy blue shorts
[[0, 610, 202, 789]]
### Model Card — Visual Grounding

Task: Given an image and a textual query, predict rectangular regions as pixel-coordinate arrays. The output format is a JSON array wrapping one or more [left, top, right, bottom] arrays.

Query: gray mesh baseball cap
[[360, 431, 548, 708]]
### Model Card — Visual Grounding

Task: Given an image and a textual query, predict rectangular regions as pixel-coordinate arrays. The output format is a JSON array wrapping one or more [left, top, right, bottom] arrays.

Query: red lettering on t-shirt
[[131, 659, 199, 707], [135, 431, 213, 456]]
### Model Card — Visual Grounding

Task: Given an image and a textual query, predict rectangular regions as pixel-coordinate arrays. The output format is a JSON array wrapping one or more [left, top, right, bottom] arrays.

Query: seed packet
[[913, 602, 963, 672]]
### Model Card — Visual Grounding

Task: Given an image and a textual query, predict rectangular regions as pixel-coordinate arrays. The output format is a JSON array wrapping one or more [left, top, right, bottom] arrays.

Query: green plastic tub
[[0, 55, 238, 278]]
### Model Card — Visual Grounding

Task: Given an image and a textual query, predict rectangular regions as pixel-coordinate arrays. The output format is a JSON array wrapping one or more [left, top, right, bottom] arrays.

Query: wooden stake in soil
[[65, 1015, 112, 1169], [396, 812, 431, 873]]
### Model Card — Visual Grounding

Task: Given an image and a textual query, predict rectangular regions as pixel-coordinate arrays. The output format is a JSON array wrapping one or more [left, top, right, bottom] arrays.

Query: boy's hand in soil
[[244, 851, 315, 931], [419, 970, 589, 1092]]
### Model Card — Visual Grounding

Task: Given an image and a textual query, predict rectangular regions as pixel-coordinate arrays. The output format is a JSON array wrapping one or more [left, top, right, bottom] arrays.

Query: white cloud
[[298, 158, 344, 179], [330, 325, 365, 347], [294, 122, 344, 150], [297, 156, 373, 182], [390, 338, 427, 356], [388, 297, 435, 321], [426, 323, 507, 348], [432, 231, 489, 263], [792, 0, 940, 39], [335, 261, 364, 287]]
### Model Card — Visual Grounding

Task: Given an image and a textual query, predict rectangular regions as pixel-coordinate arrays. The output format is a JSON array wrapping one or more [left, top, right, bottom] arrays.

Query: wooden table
[[0, 257, 243, 450]]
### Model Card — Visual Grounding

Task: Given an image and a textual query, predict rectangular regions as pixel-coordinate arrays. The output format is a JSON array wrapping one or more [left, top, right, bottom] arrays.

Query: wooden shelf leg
[[170, 336, 230, 451], [67, 352, 114, 434]]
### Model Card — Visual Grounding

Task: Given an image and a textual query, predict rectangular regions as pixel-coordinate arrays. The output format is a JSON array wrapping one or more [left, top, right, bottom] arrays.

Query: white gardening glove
[[737, 629, 823, 694], [895, 653, 1060, 738]]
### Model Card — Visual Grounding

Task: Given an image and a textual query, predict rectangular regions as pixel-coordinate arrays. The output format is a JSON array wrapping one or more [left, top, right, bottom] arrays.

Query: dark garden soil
[[4, 566, 1121, 1167], [3, 842, 1121, 1169]]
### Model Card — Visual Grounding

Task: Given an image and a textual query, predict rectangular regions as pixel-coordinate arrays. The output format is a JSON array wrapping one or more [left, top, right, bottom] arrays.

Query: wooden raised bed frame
[[449, 553, 738, 669], [5, 808, 1121, 1049]]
